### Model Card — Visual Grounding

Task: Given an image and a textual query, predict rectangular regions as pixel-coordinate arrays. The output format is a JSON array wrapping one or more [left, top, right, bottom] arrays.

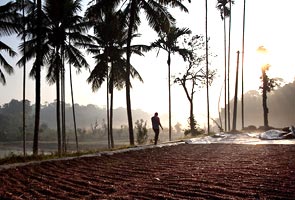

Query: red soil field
[[1, 143, 295, 199]]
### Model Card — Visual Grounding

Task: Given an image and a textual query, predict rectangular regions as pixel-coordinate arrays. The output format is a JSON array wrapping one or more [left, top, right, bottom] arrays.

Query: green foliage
[[0, 99, 33, 141], [184, 116, 204, 136], [259, 74, 281, 93], [135, 119, 148, 145]]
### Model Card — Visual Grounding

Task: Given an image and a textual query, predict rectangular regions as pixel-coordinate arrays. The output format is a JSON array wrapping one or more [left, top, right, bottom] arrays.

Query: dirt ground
[[1, 143, 295, 199]]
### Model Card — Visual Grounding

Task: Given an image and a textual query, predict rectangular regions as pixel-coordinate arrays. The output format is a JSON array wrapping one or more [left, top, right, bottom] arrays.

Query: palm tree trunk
[[68, 36, 78, 152], [56, 65, 62, 155], [33, 0, 42, 156], [223, 6, 227, 132], [205, 0, 210, 134], [110, 84, 114, 148], [106, 68, 110, 149], [241, 0, 246, 130], [227, 0, 232, 131], [126, 0, 136, 146], [61, 64, 66, 153], [22, 0, 26, 157], [232, 51, 239, 131], [69, 59, 79, 152], [167, 52, 172, 141]]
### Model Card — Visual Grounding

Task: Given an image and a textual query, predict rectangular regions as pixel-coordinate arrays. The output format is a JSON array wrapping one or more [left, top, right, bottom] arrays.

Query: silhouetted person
[[151, 112, 163, 145]]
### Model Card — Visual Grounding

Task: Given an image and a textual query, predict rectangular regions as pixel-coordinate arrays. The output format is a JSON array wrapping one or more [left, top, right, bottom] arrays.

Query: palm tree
[[86, 0, 185, 145], [241, 0, 246, 130], [21, 0, 27, 156], [85, 6, 145, 147], [90, 0, 190, 145], [16, 0, 43, 156], [151, 26, 191, 141], [125, 0, 191, 145], [216, 0, 231, 131], [68, 36, 79, 152], [44, 0, 90, 154], [33, 0, 42, 156], [18, 0, 89, 155], [0, 0, 23, 154], [226, 0, 232, 131], [0, 1, 20, 85]]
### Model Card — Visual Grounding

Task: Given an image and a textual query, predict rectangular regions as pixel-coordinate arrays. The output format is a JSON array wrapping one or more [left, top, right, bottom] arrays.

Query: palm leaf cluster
[[0, 1, 20, 85], [150, 26, 192, 140]]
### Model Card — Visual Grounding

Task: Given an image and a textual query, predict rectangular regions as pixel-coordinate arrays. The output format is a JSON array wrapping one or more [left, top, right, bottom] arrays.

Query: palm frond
[[158, 0, 190, 12], [0, 1, 21, 36], [142, 0, 175, 33]]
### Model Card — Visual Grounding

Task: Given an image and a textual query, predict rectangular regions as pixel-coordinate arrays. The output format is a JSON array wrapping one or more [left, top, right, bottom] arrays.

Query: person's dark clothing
[[151, 115, 162, 145]]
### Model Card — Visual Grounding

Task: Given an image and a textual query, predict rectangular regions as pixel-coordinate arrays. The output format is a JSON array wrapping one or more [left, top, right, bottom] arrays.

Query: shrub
[[135, 119, 148, 145]]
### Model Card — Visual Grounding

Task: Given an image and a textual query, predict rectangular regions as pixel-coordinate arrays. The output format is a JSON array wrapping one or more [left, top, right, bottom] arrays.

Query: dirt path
[[1, 143, 295, 199]]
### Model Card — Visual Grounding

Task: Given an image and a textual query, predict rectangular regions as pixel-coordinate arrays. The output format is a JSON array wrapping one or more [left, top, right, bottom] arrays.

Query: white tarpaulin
[[185, 131, 295, 145]]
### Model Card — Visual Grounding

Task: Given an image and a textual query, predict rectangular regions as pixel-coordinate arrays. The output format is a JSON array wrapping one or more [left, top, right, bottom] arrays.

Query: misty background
[[1, 79, 294, 142]]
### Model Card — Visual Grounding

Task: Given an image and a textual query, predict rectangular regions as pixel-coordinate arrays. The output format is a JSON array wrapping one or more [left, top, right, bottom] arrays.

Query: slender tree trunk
[[218, 86, 223, 131], [68, 36, 78, 152], [56, 66, 62, 156], [61, 64, 66, 153], [227, 0, 232, 131], [180, 79, 195, 134], [262, 69, 269, 128], [232, 51, 239, 131], [189, 99, 194, 134], [33, 0, 42, 156], [22, 0, 26, 157], [241, 0, 246, 130], [110, 84, 114, 148], [126, 0, 136, 146], [223, 7, 227, 132], [167, 52, 172, 141], [106, 68, 110, 149], [69, 60, 79, 152], [205, 0, 210, 134]]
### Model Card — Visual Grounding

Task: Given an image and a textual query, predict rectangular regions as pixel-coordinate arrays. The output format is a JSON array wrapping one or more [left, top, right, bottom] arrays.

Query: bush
[[135, 119, 148, 145]]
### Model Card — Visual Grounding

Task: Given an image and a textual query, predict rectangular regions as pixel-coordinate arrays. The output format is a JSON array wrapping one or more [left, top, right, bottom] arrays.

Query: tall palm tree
[[16, 0, 43, 156], [227, 0, 232, 131], [18, 0, 89, 155], [86, 0, 188, 145], [0, 1, 20, 85], [85, 6, 145, 147], [68, 36, 79, 152], [241, 0, 246, 130], [33, 0, 42, 156], [216, 0, 231, 131], [44, 0, 89, 154], [21, 0, 27, 156], [85, 4, 123, 148], [151, 26, 191, 141], [124, 0, 190, 145], [0, 0, 23, 154]]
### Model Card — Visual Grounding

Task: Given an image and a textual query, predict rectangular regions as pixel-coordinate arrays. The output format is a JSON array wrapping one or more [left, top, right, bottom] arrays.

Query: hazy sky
[[1, 0, 295, 128]]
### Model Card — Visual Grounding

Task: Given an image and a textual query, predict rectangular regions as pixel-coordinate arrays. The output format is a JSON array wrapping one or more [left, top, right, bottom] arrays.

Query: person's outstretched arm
[[159, 120, 163, 130]]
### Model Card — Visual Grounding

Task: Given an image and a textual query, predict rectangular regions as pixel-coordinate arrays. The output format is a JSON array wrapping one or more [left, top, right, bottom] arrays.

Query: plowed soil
[[1, 143, 295, 199]]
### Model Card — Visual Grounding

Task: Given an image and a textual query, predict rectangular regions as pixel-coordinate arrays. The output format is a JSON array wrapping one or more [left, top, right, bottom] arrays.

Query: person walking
[[151, 112, 163, 145]]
